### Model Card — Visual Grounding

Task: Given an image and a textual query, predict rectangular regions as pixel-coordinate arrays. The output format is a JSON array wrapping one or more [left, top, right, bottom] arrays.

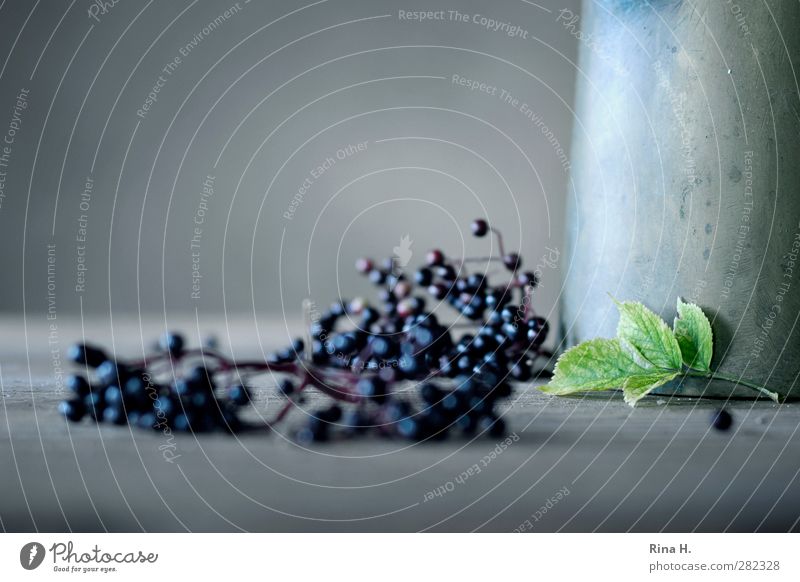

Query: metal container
[[562, 0, 800, 397]]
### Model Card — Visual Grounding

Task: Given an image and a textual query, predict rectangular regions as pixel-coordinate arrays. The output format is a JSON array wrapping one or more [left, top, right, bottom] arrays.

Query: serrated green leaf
[[622, 372, 679, 406], [614, 299, 682, 370], [543, 338, 657, 395], [673, 297, 713, 372]]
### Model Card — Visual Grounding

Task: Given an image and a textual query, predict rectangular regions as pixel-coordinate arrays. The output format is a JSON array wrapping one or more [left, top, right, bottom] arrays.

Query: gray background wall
[[0, 0, 579, 323]]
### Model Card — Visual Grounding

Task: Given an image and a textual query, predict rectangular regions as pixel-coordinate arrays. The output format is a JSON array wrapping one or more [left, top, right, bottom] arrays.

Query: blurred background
[[0, 0, 578, 336]]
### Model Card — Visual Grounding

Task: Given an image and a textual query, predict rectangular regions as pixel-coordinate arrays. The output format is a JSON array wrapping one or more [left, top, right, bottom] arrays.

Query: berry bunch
[[59, 219, 552, 443], [60, 335, 249, 434]]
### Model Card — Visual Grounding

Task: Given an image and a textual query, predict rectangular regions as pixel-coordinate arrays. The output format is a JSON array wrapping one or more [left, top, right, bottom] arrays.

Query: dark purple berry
[[471, 219, 489, 237], [227, 384, 251, 406], [503, 253, 521, 271], [159, 332, 185, 357], [66, 375, 90, 397], [278, 379, 295, 397], [58, 399, 85, 422], [428, 283, 448, 300], [356, 377, 387, 403], [711, 409, 733, 431], [510, 361, 532, 382], [518, 271, 539, 287], [437, 264, 457, 281], [355, 257, 373, 274], [426, 249, 444, 266], [67, 343, 107, 368], [415, 268, 433, 286], [479, 415, 506, 438], [368, 269, 387, 285]]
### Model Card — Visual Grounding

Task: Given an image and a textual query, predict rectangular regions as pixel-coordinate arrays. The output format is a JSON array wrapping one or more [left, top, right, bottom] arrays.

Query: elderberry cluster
[[59, 218, 552, 444], [278, 218, 551, 442], [59, 334, 249, 434]]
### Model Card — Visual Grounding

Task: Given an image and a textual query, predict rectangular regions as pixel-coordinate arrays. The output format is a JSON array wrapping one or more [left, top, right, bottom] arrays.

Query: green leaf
[[542, 296, 782, 407], [673, 297, 713, 372], [622, 372, 679, 406], [543, 338, 657, 395], [614, 299, 682, 370]]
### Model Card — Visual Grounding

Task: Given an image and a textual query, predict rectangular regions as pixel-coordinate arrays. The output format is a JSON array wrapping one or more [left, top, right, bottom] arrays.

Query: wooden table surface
[[1, 317, 798, 532]]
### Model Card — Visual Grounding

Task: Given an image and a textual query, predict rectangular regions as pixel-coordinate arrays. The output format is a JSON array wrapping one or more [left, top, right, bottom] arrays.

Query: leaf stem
[[685, 369, 780, 403]]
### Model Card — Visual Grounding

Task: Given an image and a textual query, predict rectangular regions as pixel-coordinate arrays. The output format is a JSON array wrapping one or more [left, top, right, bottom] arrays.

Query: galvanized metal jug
[[562, 0, 800, 397]]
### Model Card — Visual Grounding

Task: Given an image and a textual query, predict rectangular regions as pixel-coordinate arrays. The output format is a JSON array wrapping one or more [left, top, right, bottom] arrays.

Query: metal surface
[[563, 0, 800, 397]]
